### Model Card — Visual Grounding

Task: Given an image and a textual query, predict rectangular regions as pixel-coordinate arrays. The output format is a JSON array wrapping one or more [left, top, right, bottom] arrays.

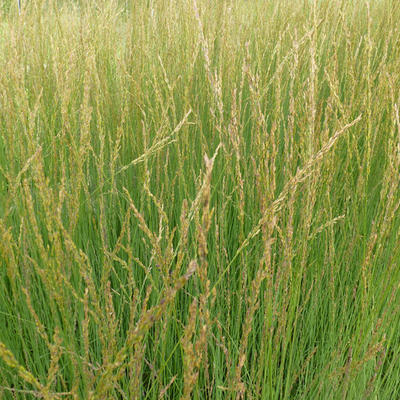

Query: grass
[[1, 0, 400, 398]]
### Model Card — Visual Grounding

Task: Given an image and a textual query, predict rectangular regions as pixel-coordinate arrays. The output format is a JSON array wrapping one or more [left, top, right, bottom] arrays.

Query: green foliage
[[1, 0, 400, 398]]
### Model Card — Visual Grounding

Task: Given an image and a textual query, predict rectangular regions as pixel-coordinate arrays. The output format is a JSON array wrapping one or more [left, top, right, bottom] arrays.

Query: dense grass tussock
[[1, 0, 400, 398]]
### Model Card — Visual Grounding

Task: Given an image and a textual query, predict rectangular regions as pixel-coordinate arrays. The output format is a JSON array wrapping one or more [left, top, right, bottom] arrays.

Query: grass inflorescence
[[1, 0, 400, 398]]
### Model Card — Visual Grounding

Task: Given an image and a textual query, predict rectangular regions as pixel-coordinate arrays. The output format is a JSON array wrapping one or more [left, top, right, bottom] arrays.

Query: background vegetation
[[1, 0, 400, 398]]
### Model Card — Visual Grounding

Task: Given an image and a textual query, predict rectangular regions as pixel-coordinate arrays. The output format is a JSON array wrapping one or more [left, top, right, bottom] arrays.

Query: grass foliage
[[1, 0, 400, 398]]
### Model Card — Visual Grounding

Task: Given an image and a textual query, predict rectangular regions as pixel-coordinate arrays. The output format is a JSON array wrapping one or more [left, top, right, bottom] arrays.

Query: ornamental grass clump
[[1, 0, 400, 399]]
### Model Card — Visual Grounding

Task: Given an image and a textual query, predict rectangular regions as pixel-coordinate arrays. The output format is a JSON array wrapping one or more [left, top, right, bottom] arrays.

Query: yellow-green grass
[[1, 0, 400, 398]]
